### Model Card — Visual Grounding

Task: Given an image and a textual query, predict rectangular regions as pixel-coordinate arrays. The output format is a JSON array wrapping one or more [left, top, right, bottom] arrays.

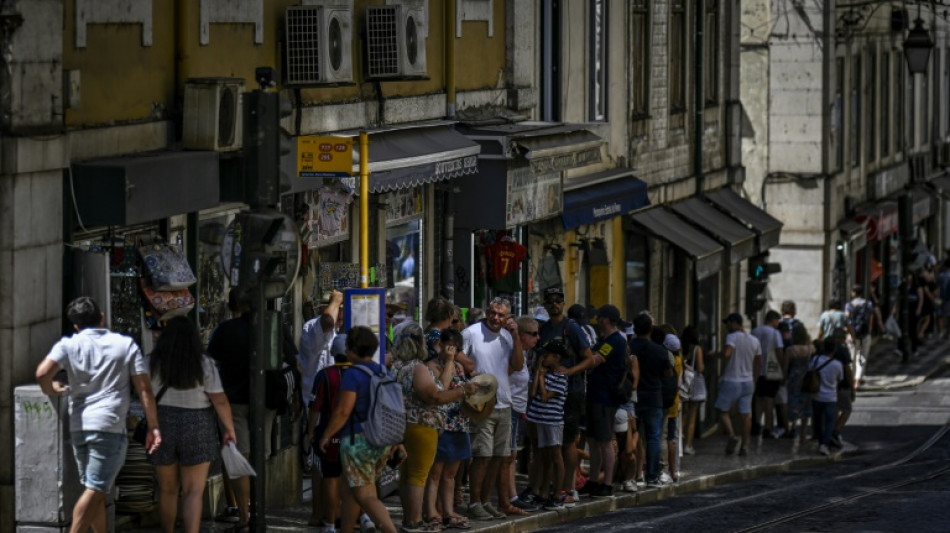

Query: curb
[[461, 451, 856, 533], [859, 356, 950, 392]]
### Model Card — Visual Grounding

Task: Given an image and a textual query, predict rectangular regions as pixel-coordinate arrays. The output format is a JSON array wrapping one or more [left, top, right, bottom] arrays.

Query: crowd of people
[[34, 280, 890, 533]]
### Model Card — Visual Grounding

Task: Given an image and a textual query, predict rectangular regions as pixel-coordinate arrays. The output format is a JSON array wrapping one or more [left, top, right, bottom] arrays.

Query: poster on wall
[[386, 187, 424, 226], [307, 188, 353, 248], [506, 166, 562, 227]]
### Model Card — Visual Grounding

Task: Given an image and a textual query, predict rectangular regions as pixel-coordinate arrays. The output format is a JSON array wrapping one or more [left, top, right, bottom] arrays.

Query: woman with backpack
[[318, 327, 405, 533], [392, 323, 477, 533], [146, 317, 237, 533]]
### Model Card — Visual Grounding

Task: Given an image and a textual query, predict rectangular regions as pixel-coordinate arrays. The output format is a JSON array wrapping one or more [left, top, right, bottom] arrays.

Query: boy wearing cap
[[715, 313, 762, 456], [525, 341, 570, 510], [307, 335, 352, 530]]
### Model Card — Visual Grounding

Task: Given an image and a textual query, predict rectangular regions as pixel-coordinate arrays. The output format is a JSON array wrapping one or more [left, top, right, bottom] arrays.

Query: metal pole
[[360, 132, 370, 288], [249, 286, 266, 532]]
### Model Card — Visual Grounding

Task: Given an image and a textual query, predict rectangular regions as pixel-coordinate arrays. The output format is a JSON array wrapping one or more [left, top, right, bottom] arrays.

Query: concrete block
[[298, 101, 374, 135], [383, 94, 445, 125], [67, 121, 171, 162], [11, 0, 63, 61], [0, 136, 68, 176], [12, 247, 46, 328], [7, 62, 62, 132]]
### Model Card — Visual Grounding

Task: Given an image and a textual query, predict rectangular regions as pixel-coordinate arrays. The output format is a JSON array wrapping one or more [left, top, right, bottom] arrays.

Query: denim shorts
[[714, 380, 755, 415], [72, 431, 128, 493]]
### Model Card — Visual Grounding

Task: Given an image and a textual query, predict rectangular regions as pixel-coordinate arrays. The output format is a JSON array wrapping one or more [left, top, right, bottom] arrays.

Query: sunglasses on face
[[522, 330, 539, 337]]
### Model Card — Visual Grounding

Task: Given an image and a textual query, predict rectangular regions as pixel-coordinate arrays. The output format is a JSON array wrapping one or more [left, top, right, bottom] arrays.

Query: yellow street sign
[[297, 136, 354, 178]]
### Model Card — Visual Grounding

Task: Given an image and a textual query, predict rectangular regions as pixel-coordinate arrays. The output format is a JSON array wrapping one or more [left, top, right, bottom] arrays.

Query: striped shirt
[[526, 371, 568, 426]]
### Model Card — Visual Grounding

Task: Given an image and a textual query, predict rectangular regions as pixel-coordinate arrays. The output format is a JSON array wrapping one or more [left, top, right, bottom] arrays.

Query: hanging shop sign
[[856, 205, 899, 242], [306, 188, 353, 248], [385, 187, 424, 226], [506, 166, 562, 228], [298, 136, 354, 178]]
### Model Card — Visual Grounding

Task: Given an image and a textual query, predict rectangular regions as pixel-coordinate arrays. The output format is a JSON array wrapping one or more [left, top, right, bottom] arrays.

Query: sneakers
[[519, 489, 540, 505], [645, 479, 663, 489], [467, 503, 494, 521], [683, 444, 696, 455], [482, 503, 505, 519], [818, 444, 831, 456], [215, 506, 240, 523], [659, 472, 674, 485], [589, 484, 614, 498], [359, 514, 377, 533], [726, 435, 741, 455], [510, 497, 538, 512], [577, 482, 596, 496], [559, 491, 576, 508], [571, 489, 581, 502], [622, 480, 638, 492], [773, 427, 787, 439], [541, 498, 563, 511]]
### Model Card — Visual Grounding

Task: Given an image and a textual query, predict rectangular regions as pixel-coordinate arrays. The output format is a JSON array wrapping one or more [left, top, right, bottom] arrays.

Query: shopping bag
[[885, 315, 902, 338], [221, 442, 257, 478]]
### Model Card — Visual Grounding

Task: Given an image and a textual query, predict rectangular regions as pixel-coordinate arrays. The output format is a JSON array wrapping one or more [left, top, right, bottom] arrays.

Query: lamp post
[[903, 16, 933, 75]]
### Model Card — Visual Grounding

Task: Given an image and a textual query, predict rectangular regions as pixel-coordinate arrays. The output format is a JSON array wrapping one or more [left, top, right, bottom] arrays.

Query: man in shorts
[[461, 297, 524, 520], [715, 313, 762, 457], [35, 297, 162, 533]]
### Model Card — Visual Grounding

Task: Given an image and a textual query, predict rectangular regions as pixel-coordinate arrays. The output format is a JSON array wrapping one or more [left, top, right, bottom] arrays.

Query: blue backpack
[[350, 365, 406, 447]]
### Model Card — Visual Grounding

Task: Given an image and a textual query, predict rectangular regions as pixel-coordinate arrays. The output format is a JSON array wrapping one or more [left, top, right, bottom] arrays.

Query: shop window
[[704, 0, 718, 105], [669, 0, 687, 114], [631, 0, 650, 121], [624, 231, 649, 320], [386, 220, 421, 322]]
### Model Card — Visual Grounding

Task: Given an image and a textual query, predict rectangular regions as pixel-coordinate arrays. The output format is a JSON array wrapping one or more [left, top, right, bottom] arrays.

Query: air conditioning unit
[[365, 1, 428, 79], [285, 2, 354, 85], [182, 78, 244, 151]]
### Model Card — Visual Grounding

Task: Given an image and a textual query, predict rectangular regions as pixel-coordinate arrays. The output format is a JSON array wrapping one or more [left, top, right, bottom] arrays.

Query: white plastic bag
[[221, 442, 257, 479], [885, 315, 902, 339]]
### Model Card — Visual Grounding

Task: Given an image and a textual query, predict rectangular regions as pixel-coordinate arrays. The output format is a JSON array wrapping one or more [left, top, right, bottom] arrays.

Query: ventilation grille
[[285, 6, 322, 85], [366, 6, 400, 78]]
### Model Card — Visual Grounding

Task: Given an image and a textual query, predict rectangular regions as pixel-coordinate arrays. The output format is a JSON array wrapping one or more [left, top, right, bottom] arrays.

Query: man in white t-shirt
[[751, 310, 785, 438], [714, 313, 762, 456], [460, 297, 524, 520], [299, 290, 344, 405], [36, 297, 162, 533]]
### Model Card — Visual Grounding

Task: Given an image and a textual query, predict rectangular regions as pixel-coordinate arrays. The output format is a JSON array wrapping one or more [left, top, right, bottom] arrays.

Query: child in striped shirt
[[526, 340, 570, 510]]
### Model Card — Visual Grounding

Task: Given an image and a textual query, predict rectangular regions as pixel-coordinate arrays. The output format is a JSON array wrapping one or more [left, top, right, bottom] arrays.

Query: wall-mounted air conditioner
[[183, 78, 244, 151], [285, 1, 354, 85], [365, 1, 428, 80]]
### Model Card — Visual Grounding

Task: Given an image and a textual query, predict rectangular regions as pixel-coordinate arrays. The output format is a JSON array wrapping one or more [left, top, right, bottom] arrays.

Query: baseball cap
[[723, 312, 744, 325], [544, 287, 565, 299], [663, 334, 681, 352]]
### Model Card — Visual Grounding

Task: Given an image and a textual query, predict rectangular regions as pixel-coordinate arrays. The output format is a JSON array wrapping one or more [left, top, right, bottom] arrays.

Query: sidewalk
[[860, 334, 950, 391], [119, 336, 950, 532]]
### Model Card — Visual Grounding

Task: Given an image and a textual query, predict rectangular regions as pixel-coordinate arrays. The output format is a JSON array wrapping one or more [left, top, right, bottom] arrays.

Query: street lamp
[[903, 16, 933, 75]]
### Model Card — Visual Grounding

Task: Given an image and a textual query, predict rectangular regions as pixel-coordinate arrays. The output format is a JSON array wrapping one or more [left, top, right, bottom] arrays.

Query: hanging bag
[[764, 347, 784, 381], [139, 278, 195, 319], [139, 242, 197, 290]]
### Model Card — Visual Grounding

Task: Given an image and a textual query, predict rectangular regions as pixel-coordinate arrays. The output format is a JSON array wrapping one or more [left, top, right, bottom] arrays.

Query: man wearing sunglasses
[[531, 287, 597, 507]]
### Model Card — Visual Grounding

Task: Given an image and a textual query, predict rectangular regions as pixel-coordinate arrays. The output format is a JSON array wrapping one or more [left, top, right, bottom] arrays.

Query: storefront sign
[[857, 208, 899, 242], [529, 147, 602, 174], [506, 167, 562, 227], [298, 136, 354, 178], [306, 188, 353, 248], [386, 187, 424, 226], [434, 156, 478, 179]]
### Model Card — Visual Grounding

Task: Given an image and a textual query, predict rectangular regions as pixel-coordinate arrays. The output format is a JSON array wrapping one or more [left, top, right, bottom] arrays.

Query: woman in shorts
[[146, 317, 237, 533]]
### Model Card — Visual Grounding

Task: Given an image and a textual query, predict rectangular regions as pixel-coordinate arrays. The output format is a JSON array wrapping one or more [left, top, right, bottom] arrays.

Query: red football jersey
[[485, 240, 527, 280]]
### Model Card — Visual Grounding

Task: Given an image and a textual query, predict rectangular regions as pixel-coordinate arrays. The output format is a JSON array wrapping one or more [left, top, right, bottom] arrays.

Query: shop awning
[[71, 151, 220, 227], [289, 123, 480, 194], [561, 169, 650, 230], [629, 206, 724, 281], [670, 197, 757, 264], [706, 188, 783, 253]]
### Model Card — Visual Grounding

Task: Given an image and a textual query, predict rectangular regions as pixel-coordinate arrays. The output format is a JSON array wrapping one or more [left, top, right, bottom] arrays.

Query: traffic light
[[745, 280, 768, 316], [232, 210, 301, 298], [748, 253, 782, 280], [244, 90, 293, 208]]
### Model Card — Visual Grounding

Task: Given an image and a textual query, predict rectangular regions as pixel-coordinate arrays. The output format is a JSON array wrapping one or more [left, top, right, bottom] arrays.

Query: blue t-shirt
[[340, 360, 386, 436], [587, 331, 629, 406]]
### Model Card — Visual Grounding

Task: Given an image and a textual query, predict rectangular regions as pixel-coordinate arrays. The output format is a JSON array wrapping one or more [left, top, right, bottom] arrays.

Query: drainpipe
[[442, 1, 456, 300], [692, 0, 705, 328], [445, 0, 457, 119]]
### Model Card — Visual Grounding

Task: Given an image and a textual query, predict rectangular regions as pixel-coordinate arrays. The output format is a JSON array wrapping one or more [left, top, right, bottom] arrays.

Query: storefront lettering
[[530, 147, 602, 174], [592, 203, 622, 218], [434, 156, 478, 178]]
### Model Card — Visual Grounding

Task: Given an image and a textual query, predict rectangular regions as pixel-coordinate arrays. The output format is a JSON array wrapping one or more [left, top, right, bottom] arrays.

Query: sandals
[[401, 520, 441, 533], [443, 516, 471, 530], [501, 506, 529, 516]]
